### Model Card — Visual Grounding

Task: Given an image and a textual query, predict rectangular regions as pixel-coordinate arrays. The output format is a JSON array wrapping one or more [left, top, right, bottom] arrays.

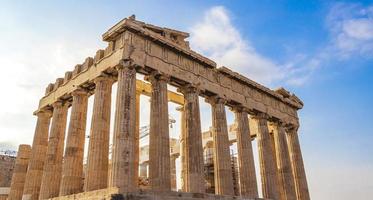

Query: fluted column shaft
[[22, 111, 51, 200], [253, 113, 280, 200], [148, 73, 171, 191], [111, 63, 137, 193], [59, 89, 88, 196], [84, 76, 113, 191], [287, 127, 310, 200], [39, 102, 68, 200], [170, 154, 179, 191], [134, 92, 140, 185], [176, 106, 186, 192], [8, 145, 31, 200], [233, 107, 258, 198], [208, 97, 234, 196], [178, 86, 204, 193], [272, 122, 297, 200]]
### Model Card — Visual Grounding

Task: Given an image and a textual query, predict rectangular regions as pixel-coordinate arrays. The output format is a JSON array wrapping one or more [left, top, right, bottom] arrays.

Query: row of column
[[16, 63, 309, 200]]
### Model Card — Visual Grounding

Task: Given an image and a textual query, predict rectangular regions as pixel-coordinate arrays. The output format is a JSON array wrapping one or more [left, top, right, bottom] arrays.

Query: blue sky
[[0, 1, 372, 199]]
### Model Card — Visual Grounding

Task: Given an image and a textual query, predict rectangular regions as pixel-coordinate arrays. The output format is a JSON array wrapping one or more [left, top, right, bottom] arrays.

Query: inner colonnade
[[7, 16, 310, 200]]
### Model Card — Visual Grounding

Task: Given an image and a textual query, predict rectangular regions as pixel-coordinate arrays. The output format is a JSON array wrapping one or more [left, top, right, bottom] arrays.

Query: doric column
[[39, 101, 68, 199], [22, 110, 52, 200], [110, 62, 137, 193], [59, 89, 88, 196], [207, 96, 234, 196], [134, 92, 140, 185], [176, 106, 186, 192], [139, 162, 148, 178], [8, 144, 31, 200], [252, 113, 280, 200], [148, 73, 171, 191], [286, 125, 310, 200], [178, 85, 204, 193], [271, 121, 297, 200], [170, 153, 180, 191], [231, 106, 258, 198], [84, 75, 113, 191]]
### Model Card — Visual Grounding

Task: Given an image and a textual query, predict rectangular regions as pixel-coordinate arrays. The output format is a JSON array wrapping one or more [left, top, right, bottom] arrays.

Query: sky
[[0, 0, 373, 199]]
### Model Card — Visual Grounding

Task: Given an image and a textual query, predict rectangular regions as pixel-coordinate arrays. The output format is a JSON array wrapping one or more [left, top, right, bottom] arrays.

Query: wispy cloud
[[189, 6, 284, 85], [0, 9, 104, 148], [327, 3, 373, 58], [285, 3, 373, 85], [189, 4, 373, 88]]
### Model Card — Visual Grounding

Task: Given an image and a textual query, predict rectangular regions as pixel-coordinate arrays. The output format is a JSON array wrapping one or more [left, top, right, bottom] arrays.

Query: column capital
[[94, 74, 115, 85], [285, 123, 299, 133], [268, 119, 285, 128], [145, 71, 170, 83], [177, 84, 200, 95], [117, 59, 135, 70], [51, 101, 66, 108], [250, 112, 270, 120], [34, 109, 52, 118], [71, 88, 89, 97], [205, 95, 226, 105], [230, 104, 250, 113]]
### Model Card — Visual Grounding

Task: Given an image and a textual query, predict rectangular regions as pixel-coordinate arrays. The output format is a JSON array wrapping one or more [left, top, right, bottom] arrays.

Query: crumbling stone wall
[[0, 155, 16, 187]]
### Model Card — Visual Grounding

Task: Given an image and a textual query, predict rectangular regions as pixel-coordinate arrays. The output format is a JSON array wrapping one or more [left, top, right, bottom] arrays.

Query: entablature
[[38, 15, 303, 126]]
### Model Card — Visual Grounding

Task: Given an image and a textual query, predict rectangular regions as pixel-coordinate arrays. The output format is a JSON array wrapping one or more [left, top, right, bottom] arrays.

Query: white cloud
[[327, 3, 373, 58], [189, 6, 284, 85], [0, 10, 105, 149]]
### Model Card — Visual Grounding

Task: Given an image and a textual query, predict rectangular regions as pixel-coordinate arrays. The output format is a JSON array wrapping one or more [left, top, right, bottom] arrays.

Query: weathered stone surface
[[39, 102, 68, 200], [110, 63, 137, 193], [232, 107, 258, 198], [178, 86, 204, 193], [207, 97, 234, 196], [271, 122, 296, 200], [134, 92, 141, 188], [22, 110, 52, 200], [37, 17, 302, 127], [85, 76, 114, 192], [252, 113, 280, 200], [0, 155, 16, 187], [60, 89, 89, 196], [8, 144, 31, 200], [148, 73, 171, 191], [286, 127, 310, 200], [49, 188, 268, 200]]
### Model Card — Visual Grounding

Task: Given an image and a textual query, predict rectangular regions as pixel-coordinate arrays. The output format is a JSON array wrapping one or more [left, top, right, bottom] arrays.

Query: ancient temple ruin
[[8, 16, 310, 200]]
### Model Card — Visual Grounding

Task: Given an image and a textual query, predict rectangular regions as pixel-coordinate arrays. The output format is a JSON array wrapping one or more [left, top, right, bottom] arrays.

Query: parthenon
[[7, 15, 310, 200]]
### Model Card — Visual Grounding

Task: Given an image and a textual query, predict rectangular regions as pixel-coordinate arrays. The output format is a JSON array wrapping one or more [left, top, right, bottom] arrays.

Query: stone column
[[110, 62, 137, 193], [148, 73, 171, 191], [139, 162, 148, 178], [22, 110, 52, 200], [232, 107, 258, 198], [170, 153, 179, 191], [271, 121, 297, 200], [134, 92, 140, 185], [287, 125, 310, 200], [39, 101, 68, 200], [59, 89, 88, 196], [207, 96, 234, 196], [84, 75, 113, 192], [8, 145, 31, 200], [178, 85, 204, 193], [252, 113, 280, 200], [176, 106, 186, 192]]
